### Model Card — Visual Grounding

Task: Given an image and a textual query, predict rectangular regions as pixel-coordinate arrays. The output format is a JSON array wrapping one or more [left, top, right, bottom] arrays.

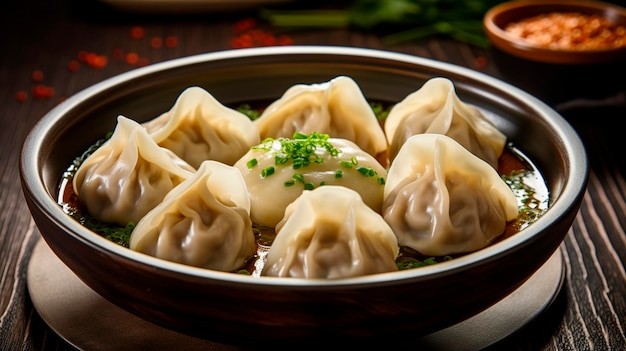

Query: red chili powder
[[130, 26, 145, 40]]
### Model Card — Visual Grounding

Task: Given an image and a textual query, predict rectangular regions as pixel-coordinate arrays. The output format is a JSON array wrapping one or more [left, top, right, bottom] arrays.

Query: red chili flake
[[165, 35, 178, 48], [230, 27, 293, 49], [277, 35, 294, 46], [16, 91, 28, 102], [125, 52, 140, 65], [31, 70, 44, 82], [85, 54, 108, 69], [230, 34, 254, 49], [85, 52, 97, 64], [233, 18, 257, 34], [32, 84, 55, 100], [112, 48, 125, 60], [67, 60, 80, 72], [150, 36, 163, 49], [130, 26, 145, 40], [474, 56, 487, 69]]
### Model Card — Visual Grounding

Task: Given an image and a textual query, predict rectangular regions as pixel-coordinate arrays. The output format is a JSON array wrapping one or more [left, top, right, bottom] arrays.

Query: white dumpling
[[233, 132, 387, 228], [383, 134, 518, 257], [262, 186, 399, 279], [253, 76, 387, 157], [384, 77, 506, 168], [142, 86, 260, 168], [73, 116, 195, 226], [130, 160, 256, 272]]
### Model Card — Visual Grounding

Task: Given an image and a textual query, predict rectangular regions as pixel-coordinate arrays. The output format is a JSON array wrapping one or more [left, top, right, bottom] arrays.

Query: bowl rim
[[483, 0, 626, 64], [20, 45, 589, 287]]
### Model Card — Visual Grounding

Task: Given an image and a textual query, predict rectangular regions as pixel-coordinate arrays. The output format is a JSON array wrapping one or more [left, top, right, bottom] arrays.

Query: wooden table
[[2, 1, 625, 350]]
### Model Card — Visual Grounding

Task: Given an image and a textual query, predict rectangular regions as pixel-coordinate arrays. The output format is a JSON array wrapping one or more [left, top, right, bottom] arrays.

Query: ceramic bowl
[[483, 0, 626, 65], [483, 1, 626, 105], [20, 46, 587, 347]]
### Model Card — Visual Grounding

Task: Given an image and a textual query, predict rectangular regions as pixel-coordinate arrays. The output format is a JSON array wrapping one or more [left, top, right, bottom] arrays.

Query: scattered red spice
[[16, 91, 28, 102], [18, 25, 163, 103], [31, 70, 44, 82], [474, 56, 487, 69], [230, 20, 294, 49], [32, 84, 55, 100], [18, 21, 296, 103], [165, 35, 178, 48], [125, 52, 140, 65], [277, 35, 294, 46], [130, 26, 145, 40], [78, 51, 108, 69], [231, 34, 253, 49], [67, 60, 80, 72], [86, 53, 108, 69]]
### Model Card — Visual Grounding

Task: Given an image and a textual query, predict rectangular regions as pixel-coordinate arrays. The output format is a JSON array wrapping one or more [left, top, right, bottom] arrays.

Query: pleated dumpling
[[73, 116, 195, 226], [233, 132, 387, 228], [383, 134, 518, 257], [129, 160, 256, 272], [384, 77, 506, 168], [262, 186, 399, 279], [142, 86, 260, 168], [253, 76, 387, 158]]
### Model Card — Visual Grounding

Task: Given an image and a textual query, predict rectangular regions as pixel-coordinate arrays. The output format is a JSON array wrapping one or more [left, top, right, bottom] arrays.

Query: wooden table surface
[[1, 1, 625, 350]]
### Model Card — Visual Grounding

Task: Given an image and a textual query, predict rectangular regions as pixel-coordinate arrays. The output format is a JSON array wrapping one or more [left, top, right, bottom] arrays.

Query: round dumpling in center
[[233, 132, 387, 228]]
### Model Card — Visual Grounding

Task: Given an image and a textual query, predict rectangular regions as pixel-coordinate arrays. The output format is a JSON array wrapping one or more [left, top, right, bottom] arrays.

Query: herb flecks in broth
[[504, 169, 549, 230]]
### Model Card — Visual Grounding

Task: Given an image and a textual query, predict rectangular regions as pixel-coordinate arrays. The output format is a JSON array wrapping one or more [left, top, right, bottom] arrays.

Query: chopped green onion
[[293, 131, 308, 139], [246, 158, 258, 168], [357, 166, 370, 176], [275, 154, 289, 165], [261, 166, 275, 177], [340, 160, 353, 168]]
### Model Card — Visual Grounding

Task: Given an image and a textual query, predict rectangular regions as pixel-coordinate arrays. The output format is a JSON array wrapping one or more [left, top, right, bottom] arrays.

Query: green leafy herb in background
[[261, 0, 506, 48]]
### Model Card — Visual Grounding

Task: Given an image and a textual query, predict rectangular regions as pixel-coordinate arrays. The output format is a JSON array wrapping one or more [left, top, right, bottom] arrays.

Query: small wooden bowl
[[484, 0, 626, 65]]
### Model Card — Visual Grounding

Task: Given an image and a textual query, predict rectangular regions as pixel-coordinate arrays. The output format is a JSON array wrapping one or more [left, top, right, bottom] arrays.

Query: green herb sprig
[[260, 0, 507, 48]]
